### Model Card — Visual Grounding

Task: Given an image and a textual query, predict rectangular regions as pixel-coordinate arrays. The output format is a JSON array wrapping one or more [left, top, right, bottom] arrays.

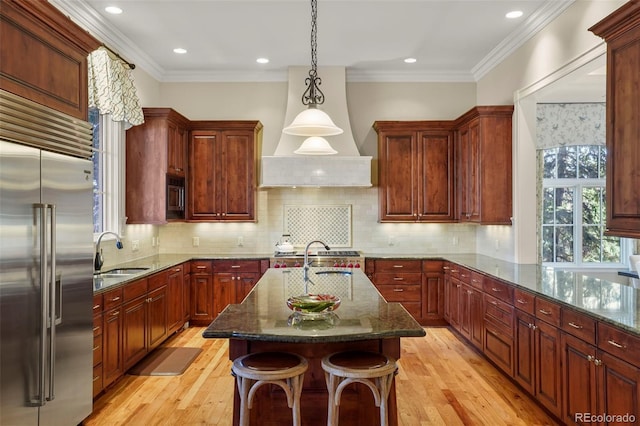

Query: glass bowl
[[286, 294, 341, 314]]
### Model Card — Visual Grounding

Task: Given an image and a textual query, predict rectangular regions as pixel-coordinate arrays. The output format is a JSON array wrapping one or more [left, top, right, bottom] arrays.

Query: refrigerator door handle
[[32, 203, 48, 406], [48, 204, 57, 402]]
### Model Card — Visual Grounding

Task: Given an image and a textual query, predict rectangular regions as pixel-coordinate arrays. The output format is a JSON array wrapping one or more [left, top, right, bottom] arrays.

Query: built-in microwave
[[166, 175, 185, 220]]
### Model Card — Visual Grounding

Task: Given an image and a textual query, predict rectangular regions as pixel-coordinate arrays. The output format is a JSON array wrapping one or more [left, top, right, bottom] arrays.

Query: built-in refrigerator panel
[[1, 87, 95, 425]]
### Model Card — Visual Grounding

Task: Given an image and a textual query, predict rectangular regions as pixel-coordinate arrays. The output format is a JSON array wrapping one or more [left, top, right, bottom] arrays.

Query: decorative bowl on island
[[286, 294, 341, 314]]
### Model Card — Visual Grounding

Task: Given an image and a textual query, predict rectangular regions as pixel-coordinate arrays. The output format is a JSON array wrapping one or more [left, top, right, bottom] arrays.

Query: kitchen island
[[202, 267, 425, 426]]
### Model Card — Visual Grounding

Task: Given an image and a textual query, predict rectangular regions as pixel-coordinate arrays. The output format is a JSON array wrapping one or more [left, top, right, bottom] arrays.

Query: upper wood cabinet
[[590, 2, 640, 239], [188, 121, 262, 222], [374, 121, 455, 222], [0, 0, 99, 119], [455, 106, 514, 225], [125, 108, 190, 224]]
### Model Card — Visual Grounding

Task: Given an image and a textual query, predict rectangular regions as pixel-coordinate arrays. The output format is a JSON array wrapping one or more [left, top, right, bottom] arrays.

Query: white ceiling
[[51, 0, 579, 83]]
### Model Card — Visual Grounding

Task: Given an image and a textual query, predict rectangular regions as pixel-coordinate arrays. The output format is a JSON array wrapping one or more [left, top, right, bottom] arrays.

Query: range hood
[[261, 66, 372, 187]]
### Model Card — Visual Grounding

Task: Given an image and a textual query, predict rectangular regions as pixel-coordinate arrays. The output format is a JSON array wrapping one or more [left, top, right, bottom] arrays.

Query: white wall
[[475, 0, 625, 263], [118, 0, 625, 264]]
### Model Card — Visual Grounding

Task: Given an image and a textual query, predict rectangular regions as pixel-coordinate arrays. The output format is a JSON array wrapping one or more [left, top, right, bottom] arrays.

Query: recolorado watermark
[[575, 413, 636, 423]]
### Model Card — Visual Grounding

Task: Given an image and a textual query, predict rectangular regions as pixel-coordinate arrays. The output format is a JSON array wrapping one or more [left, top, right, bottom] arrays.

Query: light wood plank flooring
[[84, 327, 559, 426]]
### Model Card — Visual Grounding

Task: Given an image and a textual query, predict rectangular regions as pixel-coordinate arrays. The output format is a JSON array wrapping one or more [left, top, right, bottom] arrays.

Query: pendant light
[[284, 0, 342, 155]]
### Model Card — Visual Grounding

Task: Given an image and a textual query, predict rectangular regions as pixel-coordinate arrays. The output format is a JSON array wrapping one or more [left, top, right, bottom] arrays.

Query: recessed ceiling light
[[256, 58, 269, 64], [506, 10, 523, 19], [404, 58, 417, 64], [173, 48, 187, 54], [105, 6, 123, 14]]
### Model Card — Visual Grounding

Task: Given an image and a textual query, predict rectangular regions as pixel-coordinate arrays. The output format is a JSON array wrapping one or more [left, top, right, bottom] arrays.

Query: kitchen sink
[[314, 270, 353, 276], [94, 267, 149, 278]]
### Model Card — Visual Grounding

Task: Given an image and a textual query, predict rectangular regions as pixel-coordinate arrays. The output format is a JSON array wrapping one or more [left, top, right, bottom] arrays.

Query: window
[[90, 108, 125, 237], [541, 145, 625, 266]]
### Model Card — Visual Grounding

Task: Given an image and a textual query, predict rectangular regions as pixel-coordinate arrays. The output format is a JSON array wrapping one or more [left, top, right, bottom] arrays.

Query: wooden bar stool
[[231, 352, 308, 426], [321, 351, 398, 426]]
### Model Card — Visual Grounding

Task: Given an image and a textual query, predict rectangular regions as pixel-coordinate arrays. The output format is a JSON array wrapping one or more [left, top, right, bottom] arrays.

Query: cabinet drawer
[[93, 334, 103, 366], [513, 289, 535, 315], [191, 260, 212, 274], [374, 260, 422, 273], [93, 364, 103, 398], [469, 272, 484, 290], [123, 278, 148, 302], [103, 287, 123, 311], [484, 322, 514, 376], [92, 294, 104, 314], [598, 322, 640, 367], [374, 272, 422, 285], [484, 294, 514, 333], [483, 278, 513, 304], [213, 259, 260, 273], [422, 260, 443, 273], [561, 308, 596, 344], [93, 315, 103, 336], [376, 284, 421, 302], [458, 267, 472, 285], [148, 270, 168, 291], [535, 297, 561, 327]]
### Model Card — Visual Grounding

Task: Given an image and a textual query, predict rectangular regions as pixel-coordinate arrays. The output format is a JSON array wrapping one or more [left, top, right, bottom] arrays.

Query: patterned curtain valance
[[88, 47, 144, 129], [536, 103, 605, 150]]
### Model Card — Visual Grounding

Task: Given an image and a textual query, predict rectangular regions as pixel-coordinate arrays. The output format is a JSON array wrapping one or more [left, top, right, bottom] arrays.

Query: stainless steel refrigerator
[[0, 90, 94, 425]]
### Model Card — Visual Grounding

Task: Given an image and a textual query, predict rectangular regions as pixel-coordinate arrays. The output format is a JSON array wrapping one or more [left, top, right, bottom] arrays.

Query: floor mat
[[128, 347, 202, 376]]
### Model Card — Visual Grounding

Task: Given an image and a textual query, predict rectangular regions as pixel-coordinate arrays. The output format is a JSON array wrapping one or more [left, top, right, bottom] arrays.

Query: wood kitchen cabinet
[[374, 122, 455, 222], [0, 0, 99, 120], [213, 259, 263, 317], [367, 259, 424, 323], [421, 260, 446, 325], [92, 294, 104, 398], [183, 262, 191, 323], [101, 287, 124, 389], [125, 108, 190, 224], [590, 2, 640, 239], [167, 263, 186, 335], [455, 106, 514, 225], [188, 121, 262, 222]]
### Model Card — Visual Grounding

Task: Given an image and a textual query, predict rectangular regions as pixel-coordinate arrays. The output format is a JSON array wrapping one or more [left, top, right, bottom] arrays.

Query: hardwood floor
[[84, 327, 559, 426]]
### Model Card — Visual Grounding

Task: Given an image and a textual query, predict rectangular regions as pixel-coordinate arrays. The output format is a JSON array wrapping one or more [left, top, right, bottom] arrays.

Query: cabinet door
[[191, 274, 213, 323], [189, 131, 219, 220], [459, 283, 471, 338], [597, 350, 640, 425], [219, 130, 255, 221], [468, 286, 484, 350], [213, 273, 237, 318], [418, 131, 454, 221], [167, 120, 187, 176], [122, 297, 147, 369], [103, 307, 123, 387], [447, 275, 461, 329], [167, 266, 184, 333], [183, 273, 191, 322], [378, 131, 418, 221], [147, 286, 168, 351], [236, 272, 259, 303], [562, 333, 597, 425], [515, 310, 535, 395], [535, 320, 562, 418], [422, 271, 444, 324]]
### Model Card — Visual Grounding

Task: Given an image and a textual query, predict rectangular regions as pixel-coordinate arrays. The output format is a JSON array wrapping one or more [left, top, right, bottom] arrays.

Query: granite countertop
[[367, 253, 640, 336], [202, 267, 426, 343]]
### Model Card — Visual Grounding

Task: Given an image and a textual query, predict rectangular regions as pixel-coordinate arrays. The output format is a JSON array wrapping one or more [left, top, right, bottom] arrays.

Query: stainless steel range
[[270, 250, 364, 269]]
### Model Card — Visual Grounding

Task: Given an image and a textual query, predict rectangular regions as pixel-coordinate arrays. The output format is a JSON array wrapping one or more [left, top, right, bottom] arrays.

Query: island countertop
[[202, 267, 426, 343]]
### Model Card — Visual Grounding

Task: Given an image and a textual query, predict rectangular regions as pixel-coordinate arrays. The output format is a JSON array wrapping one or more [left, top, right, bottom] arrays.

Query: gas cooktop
[[273, 250, 361, 257]]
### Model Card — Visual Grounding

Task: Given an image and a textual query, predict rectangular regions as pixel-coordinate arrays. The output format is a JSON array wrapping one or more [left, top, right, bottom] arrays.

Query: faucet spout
[[302, 240, 330, 293], [94, 231, 123, 271]]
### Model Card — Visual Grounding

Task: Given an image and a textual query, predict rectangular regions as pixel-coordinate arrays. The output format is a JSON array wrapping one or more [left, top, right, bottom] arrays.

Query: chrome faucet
[[94, 231, 123, 271], [303, 240, 330, 293]]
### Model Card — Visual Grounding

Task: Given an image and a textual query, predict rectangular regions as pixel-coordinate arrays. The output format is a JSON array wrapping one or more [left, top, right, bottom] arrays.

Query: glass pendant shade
[[283, 106, 343, 136], [294, 136, 338, 155]]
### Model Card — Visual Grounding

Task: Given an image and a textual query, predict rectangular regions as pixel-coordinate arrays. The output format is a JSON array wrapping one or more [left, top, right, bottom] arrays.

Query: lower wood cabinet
[[167, 263, 186, 334], [190, 260, 214, 325]]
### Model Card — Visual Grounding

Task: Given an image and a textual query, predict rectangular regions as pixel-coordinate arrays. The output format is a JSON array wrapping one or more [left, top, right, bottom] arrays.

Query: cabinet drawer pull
[[491, 287, 501, 293], [472, 279, 480, 283], [456, 284, 461, 288], [174, 268, 181, 272], [110, 296, 120, 302], [110, 310, 119, 317], [93, 304, 101, 310], [516, 299, 527, 305], [443, 266, 451, 270], [393, 288, 404, 292], [92, 326, 100, 332], [93, 376, 101, 382], [568, 322, 583, 329], [93, 345, 100, 351], [487, 329, 498, 337], [489, 300, 498, 306], [196, 266, 207, 269], [538, 309, 551, 316], [451, 269, 459, 273], [393, 277, 404, 281], [393, 265, 404, 268], [607, 340, 626, 349], [231, 265, 241, 268]]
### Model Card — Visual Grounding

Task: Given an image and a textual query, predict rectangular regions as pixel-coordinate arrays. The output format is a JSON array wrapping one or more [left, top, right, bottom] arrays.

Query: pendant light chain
[[302, 0, 324, 106]]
